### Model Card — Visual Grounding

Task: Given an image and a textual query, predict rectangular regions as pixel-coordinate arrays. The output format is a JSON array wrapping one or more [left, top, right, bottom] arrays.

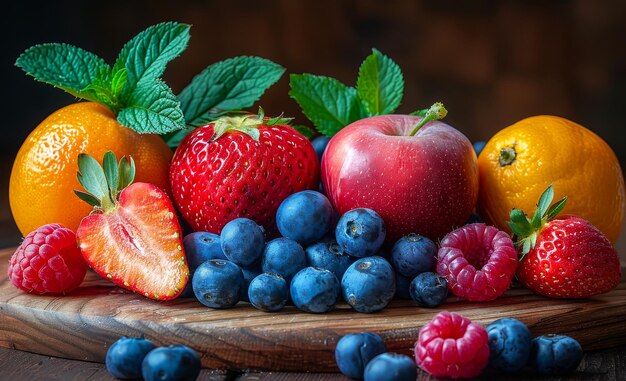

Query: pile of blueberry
[[335, 316, 583, 380], [105, 337, 201, 381], [184, 189, 446, 313]]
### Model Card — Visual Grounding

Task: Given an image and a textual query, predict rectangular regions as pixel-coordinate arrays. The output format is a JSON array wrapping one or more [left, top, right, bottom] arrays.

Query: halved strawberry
[[75, 151, 188, 300]]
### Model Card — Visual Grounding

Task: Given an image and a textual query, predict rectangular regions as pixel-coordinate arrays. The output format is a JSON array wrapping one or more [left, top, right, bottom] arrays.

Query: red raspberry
[[415, 311, 489, 378], [437, 223, 517, 301], [8, 224, 87, 294]]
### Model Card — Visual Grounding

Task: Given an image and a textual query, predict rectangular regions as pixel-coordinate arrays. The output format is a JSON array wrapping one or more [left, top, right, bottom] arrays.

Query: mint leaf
[[115, 22, 190, 98], [289, 74, 361, 137], [16, 43, 110, 102], [292, 125, 315, 139], [179, 56, 285, 127], [118, 80, 185, 134], [357, 48, 404, 115]]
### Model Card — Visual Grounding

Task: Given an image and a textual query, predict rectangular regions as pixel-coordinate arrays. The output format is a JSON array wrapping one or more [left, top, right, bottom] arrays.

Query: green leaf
[[546, 196, 568, 221], [163, 127, 195, 149], [114, 22, 190, 98], [118, 156, 135, 191], [74, 190, 101, 208], [117, 80, 185, 134], [76, 153, 110, 203], [289, 74, 361, 137], [508, 208, 532, 237], [110, 68, 128, 98], [103, 151, 119, 198], [16, 43, 110, 103], [356, 48, 404, 115], [292, 124, 315, 139], [522, 238, 532, 255], [536, 184, 554, 219], [179, 56, 285, 127]]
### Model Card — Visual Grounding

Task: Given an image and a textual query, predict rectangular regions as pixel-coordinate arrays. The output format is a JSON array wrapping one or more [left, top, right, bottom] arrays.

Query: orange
[[478, 115, 625, 243], [10, 102, 173, 236]]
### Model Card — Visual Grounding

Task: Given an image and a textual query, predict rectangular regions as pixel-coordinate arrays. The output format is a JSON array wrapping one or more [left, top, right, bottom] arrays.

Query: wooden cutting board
[[0, 247, 624, 372]]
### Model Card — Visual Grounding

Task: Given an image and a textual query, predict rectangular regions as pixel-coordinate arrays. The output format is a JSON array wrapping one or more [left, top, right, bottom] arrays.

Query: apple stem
[[409, 102, 448, 136]]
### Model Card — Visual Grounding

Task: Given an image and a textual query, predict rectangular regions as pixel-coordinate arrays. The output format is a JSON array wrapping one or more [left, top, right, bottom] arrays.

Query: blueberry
[[220, 218, 265, 266], [290, 267, 340, 313], [335, 332, 386, 379], [241, 265, 262, 303], [262, 238, 307, 280], [390, 233, 436, 278], [394, 274, 412, 300], [305, 240, 356, 280], [311, 135, 331, 160], [105, 337, 156, 379], [473, 140, 486, 156], [336, 208, 386, 258], [248, 273, 289, 312], [409, 272, 448, 308], [192, 259, 243, 309], [142, 346, 201, 381], [531, 334, 583, 375], [183, 232, 226, 272], [487, 318, 532, 372], [276, 190, 334, 245], [342, 256, 395, 313], [364, 353, 417, 381]]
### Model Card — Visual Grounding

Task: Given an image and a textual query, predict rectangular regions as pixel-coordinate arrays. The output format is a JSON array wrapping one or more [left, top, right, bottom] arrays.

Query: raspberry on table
[[437, 223, 517, 301], [8, 223, 87, 294], [415, 311, 489, 379]]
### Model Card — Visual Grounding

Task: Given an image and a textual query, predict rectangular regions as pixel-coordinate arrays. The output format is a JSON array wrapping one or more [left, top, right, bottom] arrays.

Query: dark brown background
[[2, 0, 626, 254]]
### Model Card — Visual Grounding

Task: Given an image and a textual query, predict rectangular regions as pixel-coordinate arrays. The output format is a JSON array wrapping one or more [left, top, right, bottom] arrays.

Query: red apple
[[321, 111, 478, 242]]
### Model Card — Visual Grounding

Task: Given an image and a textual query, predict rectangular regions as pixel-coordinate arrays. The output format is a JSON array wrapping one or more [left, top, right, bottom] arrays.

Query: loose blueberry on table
[[409, 272, 448, 308], [364, 352, 417, 381], [142, 345, 201, 381], [391, 233, 437, 278], [106, 337, 156, 380], [335, 332, 387, 379], [487, 318, 532, 373]]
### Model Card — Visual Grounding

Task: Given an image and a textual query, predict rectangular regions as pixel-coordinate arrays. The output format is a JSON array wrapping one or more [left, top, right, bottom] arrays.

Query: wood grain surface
[[2, 345, 625, 380], [0, 247, 625, 372]]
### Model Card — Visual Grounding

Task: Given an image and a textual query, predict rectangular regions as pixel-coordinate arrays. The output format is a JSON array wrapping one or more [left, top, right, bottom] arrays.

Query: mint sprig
[[508, 184, 568, 258], [289, 48, 405, 137], [16, 22, 189, 134], [164, 56, 285, 148]]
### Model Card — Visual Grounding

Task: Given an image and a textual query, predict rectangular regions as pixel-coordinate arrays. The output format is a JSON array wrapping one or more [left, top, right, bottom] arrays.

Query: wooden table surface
[[1, 345, 625, 380]]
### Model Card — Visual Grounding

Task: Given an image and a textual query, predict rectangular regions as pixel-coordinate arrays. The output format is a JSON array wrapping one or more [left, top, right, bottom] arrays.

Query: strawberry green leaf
[[118, 156, 135, 192], [114, 22, 190, 99], [178, 56, 285, 128], [289, 74, 362, 137], [16, 43, 110, 103], [292, 124, 315, 139], [74, 190, 101, 208], [356, 48, 404, 115], [546, 196, 568, 221], [76, 153, 112, 206], [536, 184, 554, 219], [103, 151, 119, 198], [118, 80, 185, 134], [522, 238, 532, 256]]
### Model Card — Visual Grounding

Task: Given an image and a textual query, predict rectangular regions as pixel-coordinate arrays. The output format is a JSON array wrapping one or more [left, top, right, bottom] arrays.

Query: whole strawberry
[[170, 110, 319, 234], [509, 184, 621, 298], [75, 152, 189, 300]]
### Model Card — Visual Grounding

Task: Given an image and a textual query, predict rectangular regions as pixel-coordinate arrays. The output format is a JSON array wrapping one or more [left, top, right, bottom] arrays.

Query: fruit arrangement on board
[[6, 22, 625, 379]]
